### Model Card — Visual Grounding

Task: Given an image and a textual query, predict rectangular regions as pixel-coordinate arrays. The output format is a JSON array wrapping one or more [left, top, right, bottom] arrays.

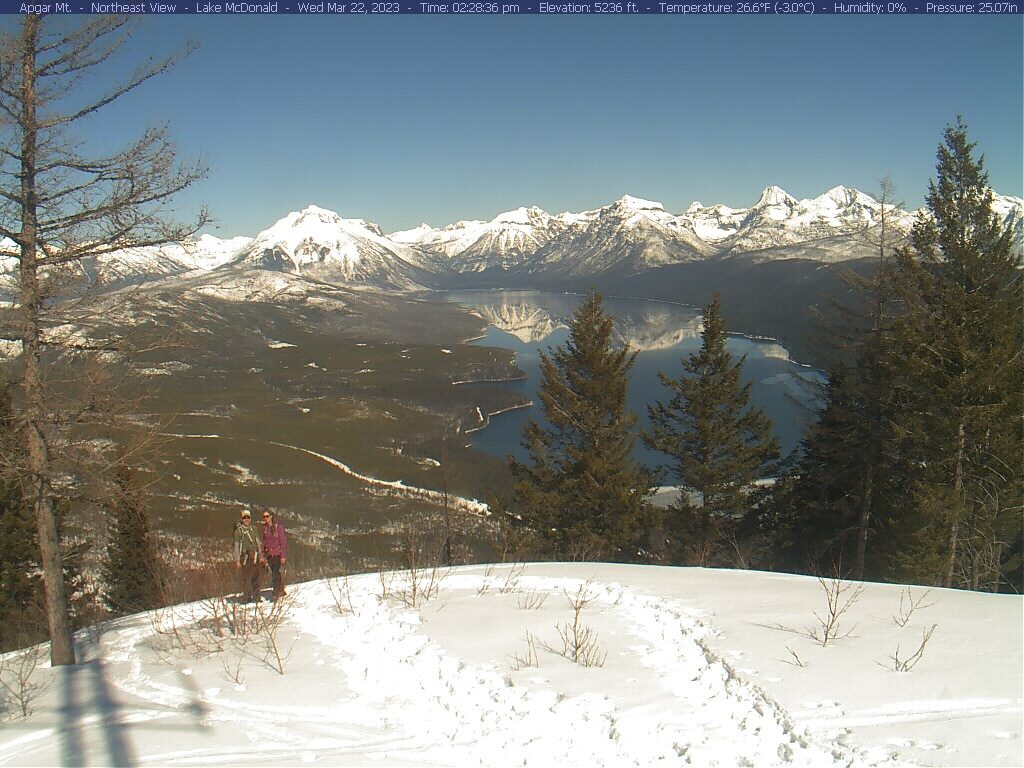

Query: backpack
[[237, 524, 260, 552]]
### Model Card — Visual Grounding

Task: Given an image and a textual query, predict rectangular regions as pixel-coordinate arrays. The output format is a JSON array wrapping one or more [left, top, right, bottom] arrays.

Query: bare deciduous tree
[[0, 14, 207, 665], [0, 641, 48, 719]]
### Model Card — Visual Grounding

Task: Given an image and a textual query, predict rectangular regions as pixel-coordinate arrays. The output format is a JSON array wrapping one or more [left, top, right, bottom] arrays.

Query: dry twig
[[892, 587, 934, 628], [883, 624, 938, 672]]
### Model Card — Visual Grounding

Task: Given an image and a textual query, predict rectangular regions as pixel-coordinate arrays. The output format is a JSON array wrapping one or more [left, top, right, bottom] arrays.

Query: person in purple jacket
[[260, 508, 288, 599]]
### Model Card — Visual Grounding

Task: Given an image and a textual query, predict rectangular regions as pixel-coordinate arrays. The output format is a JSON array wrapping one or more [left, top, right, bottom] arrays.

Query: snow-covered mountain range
[[3, 186, 1020, 293]]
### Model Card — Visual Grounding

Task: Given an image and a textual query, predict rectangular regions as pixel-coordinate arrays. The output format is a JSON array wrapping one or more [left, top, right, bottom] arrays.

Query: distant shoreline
[[463, 401, 534, 435]]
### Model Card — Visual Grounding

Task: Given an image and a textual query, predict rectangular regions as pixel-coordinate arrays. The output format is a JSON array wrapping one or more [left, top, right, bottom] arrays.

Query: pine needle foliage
[[644, 295, 779, 565], [0, 381, 97, 650], [765, 180, 907, 580], [510, 291, 655, 560], [887, 117, 1023, 590], [102, 462, 163, 615], [0, 384, 42, 652]]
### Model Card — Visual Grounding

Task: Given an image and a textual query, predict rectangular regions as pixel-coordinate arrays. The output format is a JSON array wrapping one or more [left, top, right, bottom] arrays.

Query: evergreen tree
[[0, 383, 95, 649], [840, 180, 904, 579], [510, 291, 655, 560], [644, 295, 779, 566], [888, 117, 1022, 590], [102, 462, 163, 615], [768, 359, 909, 578], [0, 383, 43, 651], [770, 364, 859, 571], [779, 180, 905, 580]]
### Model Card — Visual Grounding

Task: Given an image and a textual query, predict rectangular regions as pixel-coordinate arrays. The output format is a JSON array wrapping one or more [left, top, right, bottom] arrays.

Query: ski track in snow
[[283, 574, 870, 768], [7, 568, 1014, 767], [94, 575, 871, 766], [164, 432, 489, 516]]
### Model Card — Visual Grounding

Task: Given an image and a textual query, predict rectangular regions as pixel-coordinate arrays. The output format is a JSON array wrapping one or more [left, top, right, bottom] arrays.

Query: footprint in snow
[[812, 699, 841, 709]]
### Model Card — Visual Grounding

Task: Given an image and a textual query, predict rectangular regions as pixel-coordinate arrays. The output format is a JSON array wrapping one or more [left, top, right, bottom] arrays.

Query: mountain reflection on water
[[441, 290, 823, 473]]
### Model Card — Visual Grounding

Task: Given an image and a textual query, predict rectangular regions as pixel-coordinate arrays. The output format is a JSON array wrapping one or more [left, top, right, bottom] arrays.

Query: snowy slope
[[392, 205, 565, 273], [0, 234, 252, 293], [993, 194, 1024, 242], [528, 195, 715, 278], [709, 186, 917, 259], [1, 563, 1019, 767], [86, 235, 254, 285], [227, 205, 436, 291]]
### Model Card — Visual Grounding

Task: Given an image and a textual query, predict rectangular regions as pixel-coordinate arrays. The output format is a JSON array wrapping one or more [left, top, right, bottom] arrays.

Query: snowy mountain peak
[[295, 204, 343, 220], [493, 206, 550, 225], [684, 201, 705, 214], [613, 195, 665, 212], [229, 203, 429, 290], [754, 186, 798, 208], [819, 185, 859, 205], [388, 223, 436, 242]]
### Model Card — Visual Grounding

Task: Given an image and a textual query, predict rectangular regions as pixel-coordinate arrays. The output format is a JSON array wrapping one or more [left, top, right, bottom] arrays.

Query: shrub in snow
[[808, 574, 863, 647], [543, 582, 607, 668]]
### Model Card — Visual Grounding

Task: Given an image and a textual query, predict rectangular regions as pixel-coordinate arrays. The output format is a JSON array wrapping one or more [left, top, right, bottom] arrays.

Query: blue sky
[[13, 15, 1024, 235]]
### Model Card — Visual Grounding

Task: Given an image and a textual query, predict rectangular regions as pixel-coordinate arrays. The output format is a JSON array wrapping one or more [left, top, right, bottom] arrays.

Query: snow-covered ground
[[0, 563, 1020, 767]]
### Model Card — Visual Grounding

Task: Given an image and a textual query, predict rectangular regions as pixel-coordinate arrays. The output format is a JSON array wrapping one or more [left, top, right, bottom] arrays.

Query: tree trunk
[[990, 541, 1003, 593], [19, 15, 76, 666], [944, 420, 966, 589], [853, 184, 890, 583], [853, 467, 874, 580]]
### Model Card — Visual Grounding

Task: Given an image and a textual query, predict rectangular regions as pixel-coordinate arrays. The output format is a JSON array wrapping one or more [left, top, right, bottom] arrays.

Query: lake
[[441, 290, 822, 478]]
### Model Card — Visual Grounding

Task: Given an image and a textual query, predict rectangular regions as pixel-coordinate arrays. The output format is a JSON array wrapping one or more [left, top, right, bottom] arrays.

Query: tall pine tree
[[0, 382, 96, 649], [888, 117, 1022, 590], [789, 181, 907, 579], [0, 382, 43, 651], [510, 291, 655, 560], [644, 295, 779, 566], [102, 462, 163, 615]]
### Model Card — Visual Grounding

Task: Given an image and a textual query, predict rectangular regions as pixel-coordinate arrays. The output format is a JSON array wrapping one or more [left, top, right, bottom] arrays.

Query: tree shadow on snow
[[56, 660, 139, 767]]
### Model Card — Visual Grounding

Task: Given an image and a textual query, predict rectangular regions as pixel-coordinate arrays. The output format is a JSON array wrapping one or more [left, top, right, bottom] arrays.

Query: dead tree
[[0, 15, 207, 665]]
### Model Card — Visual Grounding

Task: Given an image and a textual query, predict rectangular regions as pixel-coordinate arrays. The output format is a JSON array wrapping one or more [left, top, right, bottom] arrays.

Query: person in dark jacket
[[260, 509, 288, 599], [233, 509, 263, 602]]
